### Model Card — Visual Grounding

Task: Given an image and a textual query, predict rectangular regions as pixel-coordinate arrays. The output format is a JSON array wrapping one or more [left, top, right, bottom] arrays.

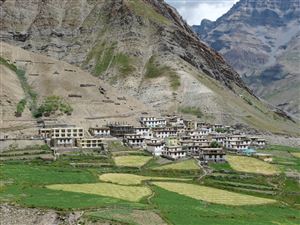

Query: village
[[37, 115, 269, 164]]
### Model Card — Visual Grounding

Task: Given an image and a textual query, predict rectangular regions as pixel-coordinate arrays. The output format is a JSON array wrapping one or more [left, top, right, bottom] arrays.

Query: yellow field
[[291, 152, 300, 158], [153, 159, 199, 170], [114, 155, 152, 167], [226, 155, 279, 175], [99, 173, 190, 185], [47, 183, 151, 202], [153, 182, 276, 206]]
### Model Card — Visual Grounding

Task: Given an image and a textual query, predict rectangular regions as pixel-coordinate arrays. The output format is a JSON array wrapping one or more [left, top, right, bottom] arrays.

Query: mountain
[[1, 42, 155, 137], [1, 0, 299, 135], [193, 0, 300, 118]]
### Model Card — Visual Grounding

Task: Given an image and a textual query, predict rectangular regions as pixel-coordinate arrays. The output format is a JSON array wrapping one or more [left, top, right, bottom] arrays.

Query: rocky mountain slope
[[193, 0, 300, 118], [1, 0, 299, 135], [1, 42, 154, 137]]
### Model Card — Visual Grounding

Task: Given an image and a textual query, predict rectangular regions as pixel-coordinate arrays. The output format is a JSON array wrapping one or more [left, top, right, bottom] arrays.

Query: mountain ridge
[[193, 0, 300, 118], [1, 0, 299, 135]]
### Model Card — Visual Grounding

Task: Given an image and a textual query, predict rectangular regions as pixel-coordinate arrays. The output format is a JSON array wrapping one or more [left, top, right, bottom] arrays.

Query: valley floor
[[0, 144, 300, 225]]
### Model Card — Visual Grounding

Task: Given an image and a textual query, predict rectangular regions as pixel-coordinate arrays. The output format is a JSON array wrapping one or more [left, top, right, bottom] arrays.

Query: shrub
[[145, 56, 180, 90], [180, 107, 203, 118], [35, 96, 73, 118], [15, 99, 27, 117]]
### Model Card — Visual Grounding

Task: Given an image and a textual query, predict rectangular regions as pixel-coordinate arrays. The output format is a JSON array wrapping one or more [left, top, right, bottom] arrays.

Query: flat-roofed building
[[51, 127, 84, 139], [50, 137, 75, 148], [39, 128, 52, 138], [140, 117, 167, 128], [146, 139, 165, 156], [250, 137, 266, 148], [89, 127, 110, 137], [134, 127, 153, 139], [162, 145, 186, 160], [198, 148, 226, 163], [108, 123, 134, 137], [123, 134, 145, 148], [153, 127, 177, 139], [225, 135, 251, 151], [77, 138, 104, 149]]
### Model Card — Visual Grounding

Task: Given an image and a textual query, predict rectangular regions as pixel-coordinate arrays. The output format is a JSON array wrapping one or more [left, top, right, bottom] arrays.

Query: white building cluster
[[38, 115, 266, 163]]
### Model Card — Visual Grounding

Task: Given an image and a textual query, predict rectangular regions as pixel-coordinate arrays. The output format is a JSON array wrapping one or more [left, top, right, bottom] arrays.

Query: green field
[[1, 144, 299, 224]]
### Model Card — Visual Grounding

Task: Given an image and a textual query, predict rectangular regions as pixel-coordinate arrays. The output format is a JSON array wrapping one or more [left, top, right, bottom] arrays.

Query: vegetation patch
[[179, 106, 203, 118], [152, 182, 276, 206], [34, 95, 73, 118], [152, 159, 199, 171], [99, 173, 190, 185], [226, 156, 280, 175], [47, 183, 152, 202], [86, 42, 134, 78], [15, 99, 27, 117], [291, 152, 300, 158], [1, 57, 38, 116], [114, 155, 152, 168], [152, 186, 299, 225], [145, 56, 180, 90], [126, 0, 171, 25]]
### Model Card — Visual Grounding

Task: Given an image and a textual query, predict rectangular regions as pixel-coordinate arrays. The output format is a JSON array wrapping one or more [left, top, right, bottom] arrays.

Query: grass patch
[[114, 53, 135, 76], [34, 95, 73, 117], [145, 56, 180, 90], [152, 186, 299, 225], [114, 155, 152, 168], [1, 56, 38, 116], [226, 156, 280, 175], [264, 145, 300, 152], [291, 152, 300, 158], [15, 99, 27, 117], [153, 182, 276, 206], [0, 164, 98, 185], [126, 0, 171, 25], [209, 162, 233, 171], [152, 159, 199, 171], [179, 106, 203, 118], [47, 183, 152, 202], [86, 42, 134, 77], [99, 173, 190, 185]]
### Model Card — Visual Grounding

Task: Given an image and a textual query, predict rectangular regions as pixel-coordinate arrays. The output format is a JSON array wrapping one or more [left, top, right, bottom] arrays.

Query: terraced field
[[1, 144, 299, 225], [152, 159, 199, 170], [47, 183, 151, 202], [226, 155, 279, 175], [114, 155, 152, 167], [152, 182, 276, 205], [99, 173, 190, 185]]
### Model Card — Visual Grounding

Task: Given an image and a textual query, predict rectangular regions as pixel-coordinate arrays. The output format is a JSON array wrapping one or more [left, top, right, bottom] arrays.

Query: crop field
[[152, 182, 276, 205], [152, 186, 300, 225], [152, 159, 199, 170], [47, 182, 151, 202], [113, 155, 152, 167], [99, 173, 190, 185], [226, 155, 279, 175], [291, 152, 300, 158], [1, 144, 299, 224]]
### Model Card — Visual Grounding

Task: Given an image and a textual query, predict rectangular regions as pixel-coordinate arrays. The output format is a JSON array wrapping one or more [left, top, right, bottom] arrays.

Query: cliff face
[[1, 0, 299, 134], [193, 0, 300, 118]]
